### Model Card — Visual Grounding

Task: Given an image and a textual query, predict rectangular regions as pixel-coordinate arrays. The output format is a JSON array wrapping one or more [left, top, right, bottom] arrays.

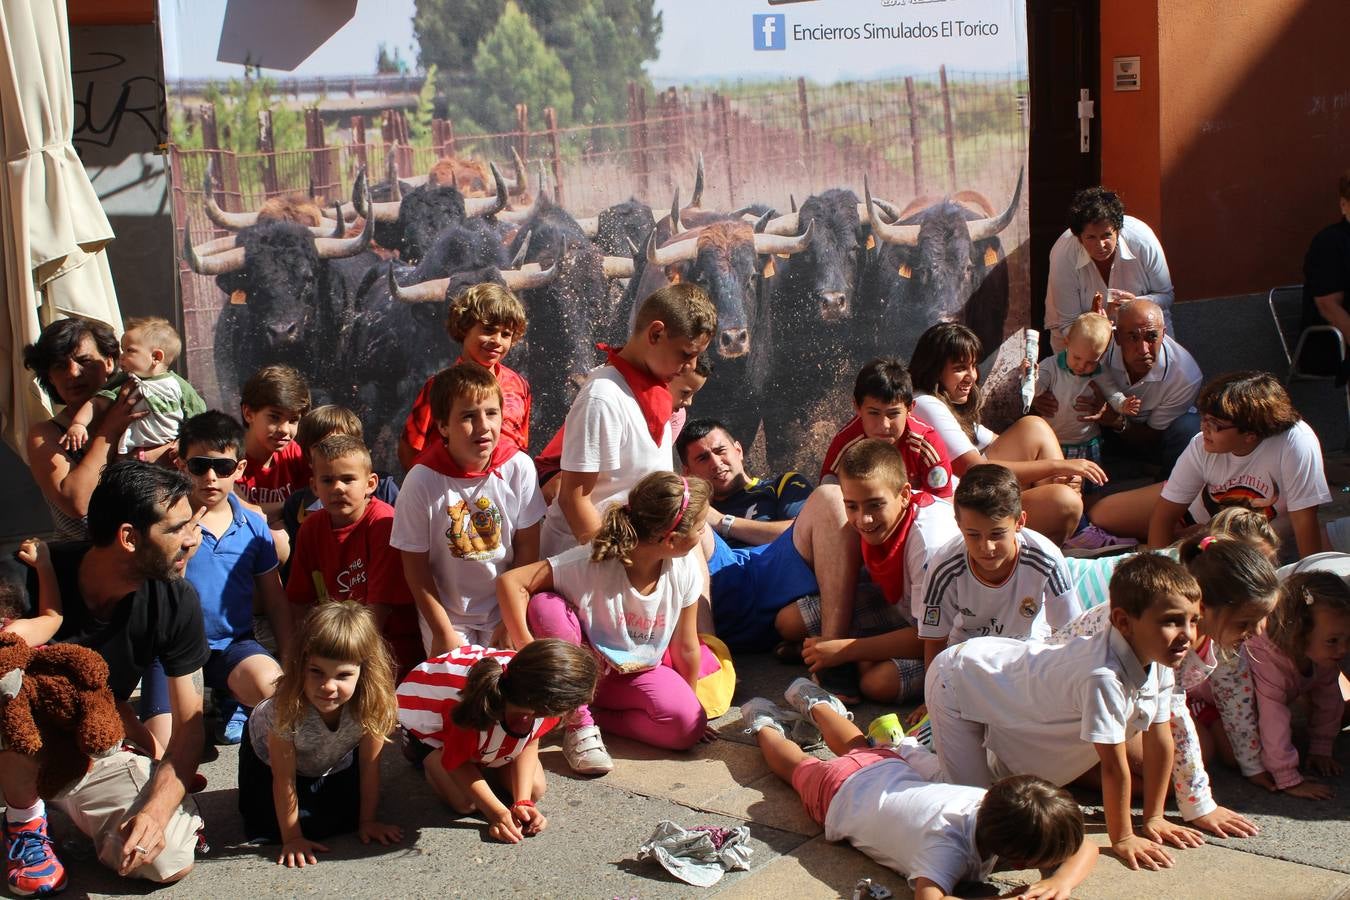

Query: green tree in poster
[[545, 0, 662, 122], [412, 0, 661, 125], [173, 77, 305, 152], [469, 2, 573, 132]]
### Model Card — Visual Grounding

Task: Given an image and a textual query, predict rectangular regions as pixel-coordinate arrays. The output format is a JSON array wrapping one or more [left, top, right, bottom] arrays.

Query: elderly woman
[[23, 317, 143, 539], [1044, 186, 1175, 352]]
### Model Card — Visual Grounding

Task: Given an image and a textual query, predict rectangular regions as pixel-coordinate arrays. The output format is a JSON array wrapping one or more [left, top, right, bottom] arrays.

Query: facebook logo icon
[[753, 14, 786, 51]]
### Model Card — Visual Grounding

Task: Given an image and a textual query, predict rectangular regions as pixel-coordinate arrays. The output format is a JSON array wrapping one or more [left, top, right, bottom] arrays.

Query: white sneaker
[[784, 677, 853, 722], [563, 725, 613, 776], [739, 697, 791, 736]]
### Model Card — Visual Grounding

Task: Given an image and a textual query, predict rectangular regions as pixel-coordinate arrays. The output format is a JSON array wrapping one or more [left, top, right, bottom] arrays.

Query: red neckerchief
[[861, 492, 935, 605], [597, 343, 671, 445], [414, 436, 516, 479]]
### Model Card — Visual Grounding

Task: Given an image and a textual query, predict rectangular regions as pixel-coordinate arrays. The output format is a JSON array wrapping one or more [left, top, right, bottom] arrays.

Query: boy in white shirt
[[740, 679, 1098, 899], [540, 283, 716, 556], [392, 363, 546, 657], [926, 553, 1207, 871], [919, 464, 1080, 667]]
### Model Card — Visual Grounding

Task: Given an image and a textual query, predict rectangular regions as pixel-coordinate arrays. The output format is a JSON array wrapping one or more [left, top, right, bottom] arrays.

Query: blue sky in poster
[[160, 0, 1024, 82]]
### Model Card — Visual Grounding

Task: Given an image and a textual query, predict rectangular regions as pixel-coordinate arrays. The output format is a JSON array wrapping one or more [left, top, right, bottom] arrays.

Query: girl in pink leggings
[[498, 472, 719, 776]]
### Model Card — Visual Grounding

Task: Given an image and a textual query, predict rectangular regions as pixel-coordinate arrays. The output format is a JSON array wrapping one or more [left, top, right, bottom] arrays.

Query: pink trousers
[[527, 591, 717, 750]]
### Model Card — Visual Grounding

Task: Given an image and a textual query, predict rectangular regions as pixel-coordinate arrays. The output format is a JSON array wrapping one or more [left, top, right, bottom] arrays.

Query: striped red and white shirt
[[397, 645, 560, 771]]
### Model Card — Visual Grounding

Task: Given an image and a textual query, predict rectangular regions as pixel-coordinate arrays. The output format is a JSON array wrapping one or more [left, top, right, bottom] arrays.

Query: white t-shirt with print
[[912, 393, 995, 461], [824, 755, 995, 893], [941, 627, 1175, 785], [391, 452, 545, 634], [1160, 421, 1330, 549], [917, 528, 1080, 643], [541, 365, 674, 556], [548, 544, 700, 672]]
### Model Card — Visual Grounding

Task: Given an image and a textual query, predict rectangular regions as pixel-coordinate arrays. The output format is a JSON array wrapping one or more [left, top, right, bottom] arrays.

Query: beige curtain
[[0, 0, 122, 459]]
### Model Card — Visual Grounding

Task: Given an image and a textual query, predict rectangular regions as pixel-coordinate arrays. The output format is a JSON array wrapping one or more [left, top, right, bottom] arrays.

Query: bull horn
[[603, 256, 635, 279], [575, 215, 599, 237], [509, 230, 532, 268], [501, 259, 558, 291], [753, 209, 775, 234], [645, 230, 699, 268], [192, 234, 241, 257], [315, 170, 372, 259], [202, 159, 258, 231], [388, 261, 450, 304], [464, 162, 508, 218], [753, 219, 813, 256], [966, 168, 1024, 243], [762, 212, 800, 236], [789, 193, 797, 213], [669, 188, 682, 235], [864, 175, 920, 247], [184, 229, 246, 276], [626, 236, 639, 256], [496, 178, 546, 225], [507, 147, 527, 197], [690, 152, 704, 208]]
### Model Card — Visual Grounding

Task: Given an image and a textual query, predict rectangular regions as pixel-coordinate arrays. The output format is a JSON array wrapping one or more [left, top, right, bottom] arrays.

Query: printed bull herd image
[[186, 152, 1022, 472]]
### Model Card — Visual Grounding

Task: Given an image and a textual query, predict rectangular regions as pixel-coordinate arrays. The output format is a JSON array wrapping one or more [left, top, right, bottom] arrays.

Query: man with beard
[[2, 462, 209, 895]]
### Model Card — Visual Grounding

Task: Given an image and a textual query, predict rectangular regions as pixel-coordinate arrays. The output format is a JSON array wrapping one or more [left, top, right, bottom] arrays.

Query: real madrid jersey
[[917, 528, 1080, 644]]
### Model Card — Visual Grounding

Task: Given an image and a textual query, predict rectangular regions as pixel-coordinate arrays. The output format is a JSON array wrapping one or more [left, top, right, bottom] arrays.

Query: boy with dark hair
[[781, 439, 958, 704], [918, 464, 1080, 667], [541, 283, 716, 554], [740, 679, 1097, 899], [399, 283, 531, 470], [235, 364, 312, 517], [155, 411, 288, 745], [926, 553, 1207, 871], [820, 357, 954, 500], [287, 433, 421, 676], [677, 417, 813, 550], [280, 404, 400, 545], [392, 364, 545, 657]]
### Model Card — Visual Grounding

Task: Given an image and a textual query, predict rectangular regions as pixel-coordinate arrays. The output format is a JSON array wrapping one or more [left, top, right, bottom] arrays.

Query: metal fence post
[[904, 76, 923, 197], [258, 108, 277, 196], [544, 106, 563, 206], [939, 65, 957, 190]]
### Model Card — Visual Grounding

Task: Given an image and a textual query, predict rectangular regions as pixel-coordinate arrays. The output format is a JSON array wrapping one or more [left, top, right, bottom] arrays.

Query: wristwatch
[[718, 513, 735, 536]]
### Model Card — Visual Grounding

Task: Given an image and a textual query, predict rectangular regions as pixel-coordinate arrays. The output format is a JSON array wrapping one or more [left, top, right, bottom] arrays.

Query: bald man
[[1034, 300, 1201, 475]]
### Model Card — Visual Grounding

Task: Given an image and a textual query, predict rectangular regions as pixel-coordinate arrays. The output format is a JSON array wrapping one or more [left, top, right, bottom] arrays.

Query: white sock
[[5, 800, 44, 824]]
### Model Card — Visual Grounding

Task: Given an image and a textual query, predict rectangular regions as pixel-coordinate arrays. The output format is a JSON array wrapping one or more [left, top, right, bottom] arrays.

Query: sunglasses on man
[[185, 457, 241, 477]]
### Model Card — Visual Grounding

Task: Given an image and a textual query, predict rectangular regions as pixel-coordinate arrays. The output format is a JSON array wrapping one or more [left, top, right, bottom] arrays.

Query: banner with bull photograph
[[160, 0, 1029, 474]]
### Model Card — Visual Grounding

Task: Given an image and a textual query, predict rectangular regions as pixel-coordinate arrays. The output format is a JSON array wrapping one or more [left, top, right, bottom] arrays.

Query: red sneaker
[[3, 815, 66, 896]]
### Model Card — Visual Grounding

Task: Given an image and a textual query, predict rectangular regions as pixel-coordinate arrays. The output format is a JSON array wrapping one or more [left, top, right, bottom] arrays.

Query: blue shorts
[[138, 638, 273, 719], [708, 525, 818, 652]]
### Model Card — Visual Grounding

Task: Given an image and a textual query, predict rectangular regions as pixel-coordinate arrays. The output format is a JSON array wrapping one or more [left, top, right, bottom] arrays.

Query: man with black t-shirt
[[1300, 171, 1350, 375], [2, 463, 208, 894]]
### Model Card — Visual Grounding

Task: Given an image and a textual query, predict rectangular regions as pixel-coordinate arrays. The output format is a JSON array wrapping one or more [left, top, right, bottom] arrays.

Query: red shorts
[[791, 747, 901, 825]]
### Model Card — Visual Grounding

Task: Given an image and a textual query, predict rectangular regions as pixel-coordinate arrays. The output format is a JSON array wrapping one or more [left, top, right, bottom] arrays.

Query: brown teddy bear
[[0, 632, 125, 798]]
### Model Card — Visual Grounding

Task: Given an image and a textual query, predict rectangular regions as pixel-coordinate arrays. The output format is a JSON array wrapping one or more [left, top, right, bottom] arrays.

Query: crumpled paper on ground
[[636, 820, 753, 887]]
